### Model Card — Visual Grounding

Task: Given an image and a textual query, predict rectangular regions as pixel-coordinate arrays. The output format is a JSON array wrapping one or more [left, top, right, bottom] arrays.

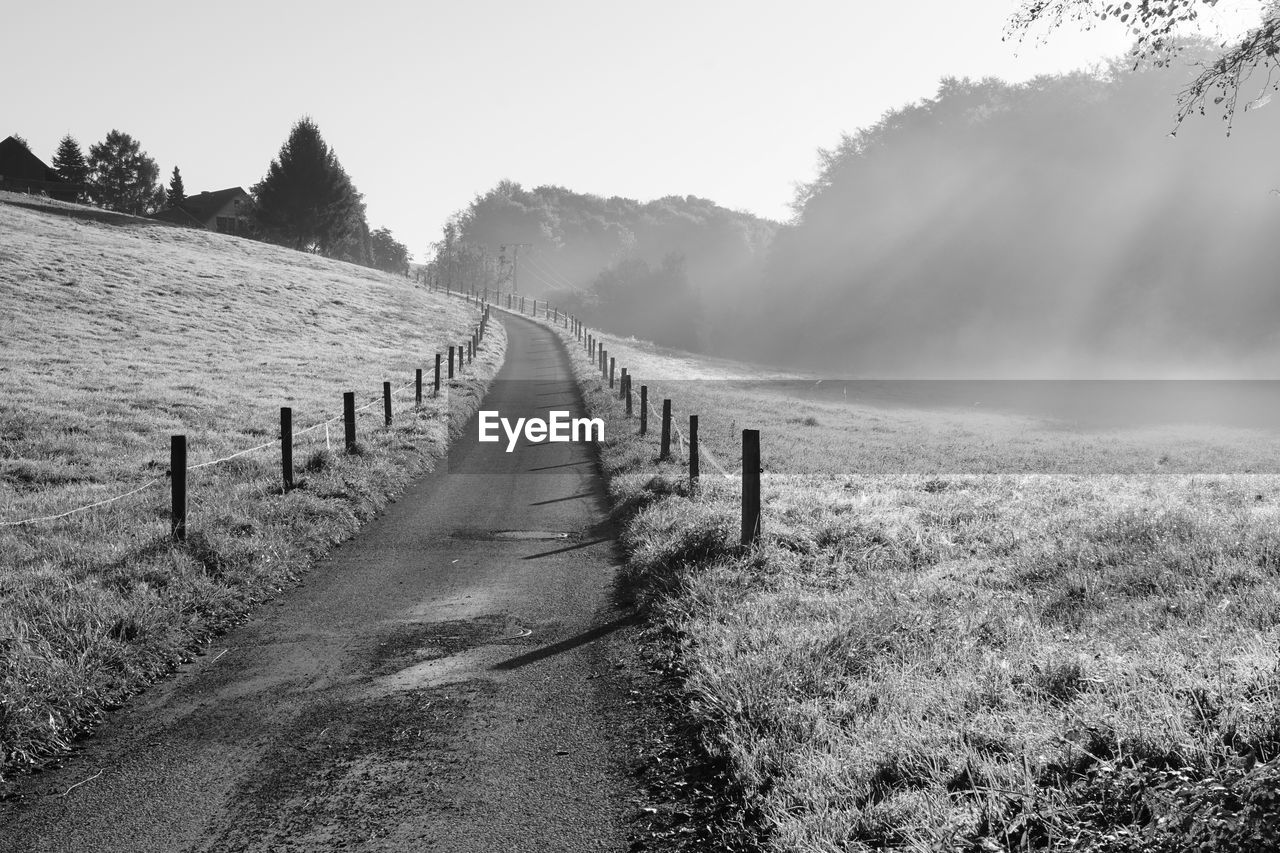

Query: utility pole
[[500, 242, 532, 293]]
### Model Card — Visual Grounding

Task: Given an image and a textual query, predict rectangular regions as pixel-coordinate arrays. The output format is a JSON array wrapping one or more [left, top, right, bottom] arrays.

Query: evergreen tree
[[167, 166, 185, 207], [87, 130, 162, 215], [51, 135, 89, 198], [251, 117, 367, 255]]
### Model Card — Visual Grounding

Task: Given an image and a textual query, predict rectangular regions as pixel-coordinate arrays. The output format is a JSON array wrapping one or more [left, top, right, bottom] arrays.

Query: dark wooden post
[[383, 381, 392, 426], [343, 392, 357, 453], [609, 357, 616, 389], [660, 399, 672, 460], [640, 385, 648, 435], [280, 407, 294, 491], [171, 434, 187, 542], [626, 374, 633, 417], [448, 346, 455, 379], [620, 368, 628, 399], [742, 429, 761, 546], [415, 368, 423, 406], [689, 415, 699, 487], [434, 353, 442, 397]]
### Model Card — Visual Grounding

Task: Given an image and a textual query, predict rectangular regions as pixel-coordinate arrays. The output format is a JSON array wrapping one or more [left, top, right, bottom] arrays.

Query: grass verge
[[0, 197, 505, 791], [527, 309, 1280, 852]]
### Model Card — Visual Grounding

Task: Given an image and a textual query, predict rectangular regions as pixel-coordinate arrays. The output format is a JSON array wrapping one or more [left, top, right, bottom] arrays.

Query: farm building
[[152, 187, 252, 234], [0, 136, 81, 201]]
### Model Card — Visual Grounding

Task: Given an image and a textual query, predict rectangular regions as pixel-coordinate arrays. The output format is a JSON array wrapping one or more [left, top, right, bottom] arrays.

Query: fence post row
[[688, 415, 699, 488], [343, 391, 357, 453], [660, 399, 672, 461], [742, 429, 761, 546], [171, 434, 187, 542], [280, 407, 294, 491]]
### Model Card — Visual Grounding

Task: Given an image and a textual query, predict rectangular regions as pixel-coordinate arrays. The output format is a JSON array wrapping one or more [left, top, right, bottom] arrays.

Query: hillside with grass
[[0, 193, 502, 788], [547, 318, 1280, 851]]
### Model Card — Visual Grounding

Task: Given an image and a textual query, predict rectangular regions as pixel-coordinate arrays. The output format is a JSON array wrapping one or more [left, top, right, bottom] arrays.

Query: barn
[[0, 136, 81, 202]]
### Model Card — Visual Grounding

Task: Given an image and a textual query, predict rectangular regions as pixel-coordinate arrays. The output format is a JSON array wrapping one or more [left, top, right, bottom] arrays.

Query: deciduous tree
[[370, 227, 410, 274], [1009, 0, 1280, 131]]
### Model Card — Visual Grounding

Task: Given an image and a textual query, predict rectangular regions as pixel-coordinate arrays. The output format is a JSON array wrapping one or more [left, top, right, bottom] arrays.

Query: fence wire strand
[[1, 379, 432, 527]]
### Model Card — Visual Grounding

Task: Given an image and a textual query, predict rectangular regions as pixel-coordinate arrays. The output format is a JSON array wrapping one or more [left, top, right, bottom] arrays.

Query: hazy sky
[[1, 1, 1262, 260]]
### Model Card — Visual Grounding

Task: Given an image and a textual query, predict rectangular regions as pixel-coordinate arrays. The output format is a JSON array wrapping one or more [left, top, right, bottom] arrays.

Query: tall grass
[[0, 197, 505, 788], [552, 317, 1280, 851]]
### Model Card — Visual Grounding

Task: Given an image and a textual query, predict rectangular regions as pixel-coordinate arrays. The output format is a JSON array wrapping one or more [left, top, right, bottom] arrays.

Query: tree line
[[432, 41, 1280, 376], [18, 118, 410, 275], [427, 182, 776, 351]]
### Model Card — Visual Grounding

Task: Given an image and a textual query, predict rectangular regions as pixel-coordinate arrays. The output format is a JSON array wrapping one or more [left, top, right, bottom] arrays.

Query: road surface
[[0, 312, 641, 852]]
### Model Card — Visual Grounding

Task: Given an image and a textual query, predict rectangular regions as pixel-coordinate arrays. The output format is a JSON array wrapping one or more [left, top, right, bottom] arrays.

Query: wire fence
[[1, 311, 488, 533], [441, 284, 763, 545]]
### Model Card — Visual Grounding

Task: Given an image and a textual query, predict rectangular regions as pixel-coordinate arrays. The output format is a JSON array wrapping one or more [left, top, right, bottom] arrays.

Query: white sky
[[1, 1, 1265, 260]]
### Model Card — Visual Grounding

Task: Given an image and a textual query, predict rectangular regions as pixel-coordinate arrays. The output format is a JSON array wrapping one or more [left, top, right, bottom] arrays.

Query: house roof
[[0, 136, 62, 182], [150, 205, 206, 227], [179, 187, 250, 222]]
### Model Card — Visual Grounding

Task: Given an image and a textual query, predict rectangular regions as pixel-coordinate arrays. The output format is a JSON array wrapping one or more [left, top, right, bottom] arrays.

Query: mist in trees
[[721, 55, 1280, 377], [433, 182, 774, 351]]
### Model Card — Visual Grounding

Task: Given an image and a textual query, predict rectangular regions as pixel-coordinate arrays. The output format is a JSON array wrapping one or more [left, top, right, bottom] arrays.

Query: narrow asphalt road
[[1, 312, 641, 852]]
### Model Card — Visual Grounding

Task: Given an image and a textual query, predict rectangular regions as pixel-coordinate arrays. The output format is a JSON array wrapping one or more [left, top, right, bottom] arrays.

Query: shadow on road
[[490, 613, 642, 671]]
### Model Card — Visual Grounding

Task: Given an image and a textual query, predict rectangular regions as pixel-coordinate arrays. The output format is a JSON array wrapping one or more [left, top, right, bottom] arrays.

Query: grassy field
[[0, 194, 503, 788], [553, 320, 1280, 851]]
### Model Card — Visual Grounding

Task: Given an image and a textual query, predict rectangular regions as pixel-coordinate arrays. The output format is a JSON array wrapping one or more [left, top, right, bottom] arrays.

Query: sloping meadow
[[0, 196, 503, 788], [553, 320, 1280, 851]]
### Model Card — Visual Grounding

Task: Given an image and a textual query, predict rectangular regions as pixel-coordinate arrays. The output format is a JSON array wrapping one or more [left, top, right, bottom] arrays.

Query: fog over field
[[441, 55, 1280, 379]]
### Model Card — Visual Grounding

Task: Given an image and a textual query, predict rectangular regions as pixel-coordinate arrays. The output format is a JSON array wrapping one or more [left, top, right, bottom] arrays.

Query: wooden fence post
[[620, 368, 628, 399], [688, 415, 699, 488], [434, 353, 442, 397], [609, 357, 615, 388], [383, 381, 392, 426], [415, 368, 423, 406], [660, 399, 672, 460], [640, 385, 648, 435], [344, 392, 357, 453], [280, 407, 294, 491], [742, 429, 761, 546], [171, 434, 187, 542], [626, 374, 633, 417], [448, 346, 455, 379]]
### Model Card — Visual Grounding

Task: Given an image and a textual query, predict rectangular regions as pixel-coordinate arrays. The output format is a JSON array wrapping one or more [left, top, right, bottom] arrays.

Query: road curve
[[1, 312, 640, 852]]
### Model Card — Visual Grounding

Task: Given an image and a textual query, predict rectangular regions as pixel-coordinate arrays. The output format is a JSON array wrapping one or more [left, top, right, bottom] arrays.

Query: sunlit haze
[[6, 0, 1258, 261]]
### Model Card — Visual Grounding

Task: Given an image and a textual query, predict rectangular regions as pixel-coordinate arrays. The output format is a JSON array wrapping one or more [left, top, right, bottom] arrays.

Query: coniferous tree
[[252, 117, 367, 255], [167, 166, 186, 207], [51, 135, 89, 199], [86, 130, 162, 215]]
